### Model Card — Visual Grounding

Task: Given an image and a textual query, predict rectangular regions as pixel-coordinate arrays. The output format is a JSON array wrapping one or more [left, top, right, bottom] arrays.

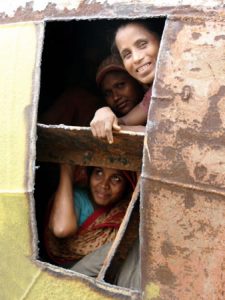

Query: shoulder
[[139, 88, 152, 111]]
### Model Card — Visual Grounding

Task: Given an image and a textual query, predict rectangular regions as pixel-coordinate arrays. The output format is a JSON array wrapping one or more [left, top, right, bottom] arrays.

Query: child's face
[[101, 71, 143, 116], [90, 167, 127, 206], [115, 23, 160, 86]]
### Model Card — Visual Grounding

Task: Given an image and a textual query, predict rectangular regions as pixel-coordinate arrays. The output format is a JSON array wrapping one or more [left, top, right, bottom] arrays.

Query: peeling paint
[[1, 1, 225, 299], [214, 34, 225, 41], [141, 14, 225, 300], [33, 0, 81, 11], [161, 240, 176, 258], [0, 0, 80, 17], [144, 283, 160, 300], [0, 0, 224, 22], [155, 265, 177, 285]]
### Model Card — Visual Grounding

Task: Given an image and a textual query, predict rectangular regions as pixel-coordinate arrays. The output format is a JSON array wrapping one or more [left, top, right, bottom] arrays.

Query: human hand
[[90, 107, 121, 144]]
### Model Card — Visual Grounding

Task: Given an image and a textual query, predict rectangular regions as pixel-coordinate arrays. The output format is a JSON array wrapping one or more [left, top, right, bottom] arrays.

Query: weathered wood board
[[36, 123, 144, 171]]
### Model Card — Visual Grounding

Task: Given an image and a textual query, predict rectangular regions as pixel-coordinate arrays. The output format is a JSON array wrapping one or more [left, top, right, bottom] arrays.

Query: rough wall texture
[[141, 15, 225, 299], [0, 22, 138, 300], [0, 1, 225, 300], [0, 0, 224, 23]]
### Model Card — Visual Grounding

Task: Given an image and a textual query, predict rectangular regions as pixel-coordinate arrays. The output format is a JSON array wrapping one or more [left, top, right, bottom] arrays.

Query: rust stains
[[161, 240, 176, 258], [214, 34, 225, 41], [192, 32, 201, 39], [194, 163, 208, 181], [181, 85, 192, 102], [0, 1, 218, 24], [184, 190, 195, 209], [162, 146, 176, 161], [190, 67, 201, 72], [0, 1, 106, 23], [202, 86, 225, 131], [0, 0, 224, 26], [155, 265, 177, 286]]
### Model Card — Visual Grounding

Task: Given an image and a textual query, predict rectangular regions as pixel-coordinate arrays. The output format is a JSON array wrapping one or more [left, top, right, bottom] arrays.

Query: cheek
[[106, 96, 115, 107], [151, 45, 159, 59], [121, 87, 129, 97], [112, 183, 126, 199], [125, 88, 135, 101], [123, 60, 133, 74], [90, 177, 98, 189]]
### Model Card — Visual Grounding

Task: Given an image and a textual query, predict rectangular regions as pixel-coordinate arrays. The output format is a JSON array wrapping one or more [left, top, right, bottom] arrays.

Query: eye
[[93, 168, 103, 177], [137, 40, 148, 49], [110, 174, 123, 185], [116, 82, 125, 89], [121, 50, 131, 60]]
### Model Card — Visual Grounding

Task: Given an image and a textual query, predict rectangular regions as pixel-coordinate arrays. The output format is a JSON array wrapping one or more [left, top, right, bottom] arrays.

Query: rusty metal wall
[[0, 0, 225, 299], [141, 15, 225, 299], [0, 0, 224, 23]]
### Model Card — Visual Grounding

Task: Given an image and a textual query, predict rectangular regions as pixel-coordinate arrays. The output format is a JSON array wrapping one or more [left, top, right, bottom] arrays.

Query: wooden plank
[[36, 124, 144, 171]]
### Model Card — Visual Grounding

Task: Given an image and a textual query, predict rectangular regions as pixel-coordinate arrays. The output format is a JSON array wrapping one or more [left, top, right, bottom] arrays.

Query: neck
[[143, 83, 152, 91]]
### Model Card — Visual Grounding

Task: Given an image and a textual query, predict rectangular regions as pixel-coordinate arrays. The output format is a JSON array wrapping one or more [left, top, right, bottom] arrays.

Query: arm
[[119, 125, 146, 133], [119, 103, 148, 126], [49, 164, 78, 238], [90, 107, 121, 144]]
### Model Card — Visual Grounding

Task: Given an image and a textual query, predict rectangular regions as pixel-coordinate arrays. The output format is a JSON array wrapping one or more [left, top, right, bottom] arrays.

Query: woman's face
[[115, 23, 160, 86], [90, 167, 127, 206], [101, 71, 143, 116]]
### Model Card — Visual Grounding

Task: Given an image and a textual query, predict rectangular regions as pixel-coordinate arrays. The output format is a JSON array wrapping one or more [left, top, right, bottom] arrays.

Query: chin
[[115, 111, 125, 117], [95, 199, 108, 206], [121, 106, 134, 115], [119, 109, 128, 115]]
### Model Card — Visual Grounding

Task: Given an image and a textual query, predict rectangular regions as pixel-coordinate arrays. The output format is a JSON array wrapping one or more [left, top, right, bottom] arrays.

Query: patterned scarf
[[44, 198, 130, 265]]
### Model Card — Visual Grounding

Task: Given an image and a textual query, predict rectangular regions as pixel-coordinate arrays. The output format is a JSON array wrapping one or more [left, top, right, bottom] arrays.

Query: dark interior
[[35, 17, 166, 275]]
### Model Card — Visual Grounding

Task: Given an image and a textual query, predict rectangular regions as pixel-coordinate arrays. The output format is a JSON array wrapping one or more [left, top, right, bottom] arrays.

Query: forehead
[[101, 71, 132, 89], [94, 167, 124, 177], [116, 23, 159, 49]]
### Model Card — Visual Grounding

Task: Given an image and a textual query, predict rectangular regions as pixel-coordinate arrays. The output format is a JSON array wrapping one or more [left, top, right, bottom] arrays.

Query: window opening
[[35, 17, 166, 291]]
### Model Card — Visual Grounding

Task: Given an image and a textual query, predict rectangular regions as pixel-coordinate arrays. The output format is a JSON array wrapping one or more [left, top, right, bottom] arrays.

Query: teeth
[[137, 63, 150, 73]]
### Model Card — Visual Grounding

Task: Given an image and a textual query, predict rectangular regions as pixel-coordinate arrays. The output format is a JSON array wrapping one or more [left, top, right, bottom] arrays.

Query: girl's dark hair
[[86, 166, 94, 179], [111, 19, 162, 57]]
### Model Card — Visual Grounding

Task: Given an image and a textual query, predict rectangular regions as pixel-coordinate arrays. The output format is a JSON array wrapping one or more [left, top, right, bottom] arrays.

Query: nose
[[100, 178, 110, 189], [112, 90, 121, 102], [132, 49, 143, 64]]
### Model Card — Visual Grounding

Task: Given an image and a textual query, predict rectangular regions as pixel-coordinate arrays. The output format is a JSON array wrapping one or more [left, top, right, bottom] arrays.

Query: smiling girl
[[45, 164, 136, 264], [115, 21, 160, 87], [90, 20, 161, 143]]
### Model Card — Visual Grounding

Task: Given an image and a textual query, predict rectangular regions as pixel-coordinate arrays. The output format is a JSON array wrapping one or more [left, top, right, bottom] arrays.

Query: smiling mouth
[[95, 191, 109, 200], [137, 63, 151, 73], [117, 101, 127, 109]]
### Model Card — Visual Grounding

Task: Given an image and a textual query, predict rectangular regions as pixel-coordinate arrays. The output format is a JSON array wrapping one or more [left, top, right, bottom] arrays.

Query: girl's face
[[90, 167, 127, 206], [115, 23, 160, 86], [101, 71, 143, 116]]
